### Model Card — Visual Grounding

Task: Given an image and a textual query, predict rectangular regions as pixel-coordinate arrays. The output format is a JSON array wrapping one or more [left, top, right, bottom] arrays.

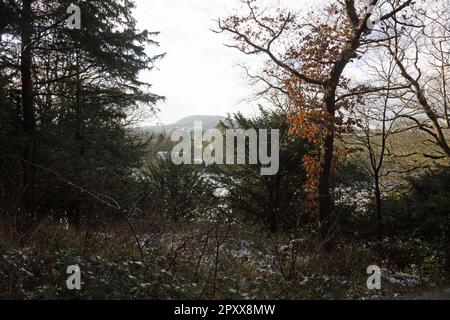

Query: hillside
[[140, 115, 226, 135]]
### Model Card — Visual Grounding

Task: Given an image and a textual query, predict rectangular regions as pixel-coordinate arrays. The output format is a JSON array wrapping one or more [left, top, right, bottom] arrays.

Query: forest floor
[[412, 289, 450, 300], [0, 221, 448, 300]]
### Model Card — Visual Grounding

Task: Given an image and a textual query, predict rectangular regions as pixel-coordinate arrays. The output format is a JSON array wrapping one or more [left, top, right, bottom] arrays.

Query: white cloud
[[133, 0, 326, 124]]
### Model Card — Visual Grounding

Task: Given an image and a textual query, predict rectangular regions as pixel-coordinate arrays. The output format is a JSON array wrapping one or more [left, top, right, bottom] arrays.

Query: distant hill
[[140, 115, 226, 135]]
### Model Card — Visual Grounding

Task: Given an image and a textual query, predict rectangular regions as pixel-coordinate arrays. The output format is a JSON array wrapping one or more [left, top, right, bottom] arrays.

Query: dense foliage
[[1, 0, 449, 300]]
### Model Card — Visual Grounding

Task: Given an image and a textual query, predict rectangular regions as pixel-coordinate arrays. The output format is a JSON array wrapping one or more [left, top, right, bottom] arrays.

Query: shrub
[[142, 158, 216, 222]]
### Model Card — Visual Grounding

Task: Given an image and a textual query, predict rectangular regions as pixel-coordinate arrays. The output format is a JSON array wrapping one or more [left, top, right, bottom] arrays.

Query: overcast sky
[[133, 0, 324, 125]]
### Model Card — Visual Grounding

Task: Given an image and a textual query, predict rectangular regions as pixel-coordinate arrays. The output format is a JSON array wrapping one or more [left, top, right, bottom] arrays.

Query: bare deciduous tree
[[383, 0, 450, 159], [215, 0, 414, 241]]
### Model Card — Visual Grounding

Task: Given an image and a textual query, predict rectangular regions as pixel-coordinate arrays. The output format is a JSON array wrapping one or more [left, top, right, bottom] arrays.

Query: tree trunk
[[316, 27, 366, 242], [374, 174, 382, 240], [73, 50, 84, 232], [318, 87, 336, 241], [20, 0, 36, 215]]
